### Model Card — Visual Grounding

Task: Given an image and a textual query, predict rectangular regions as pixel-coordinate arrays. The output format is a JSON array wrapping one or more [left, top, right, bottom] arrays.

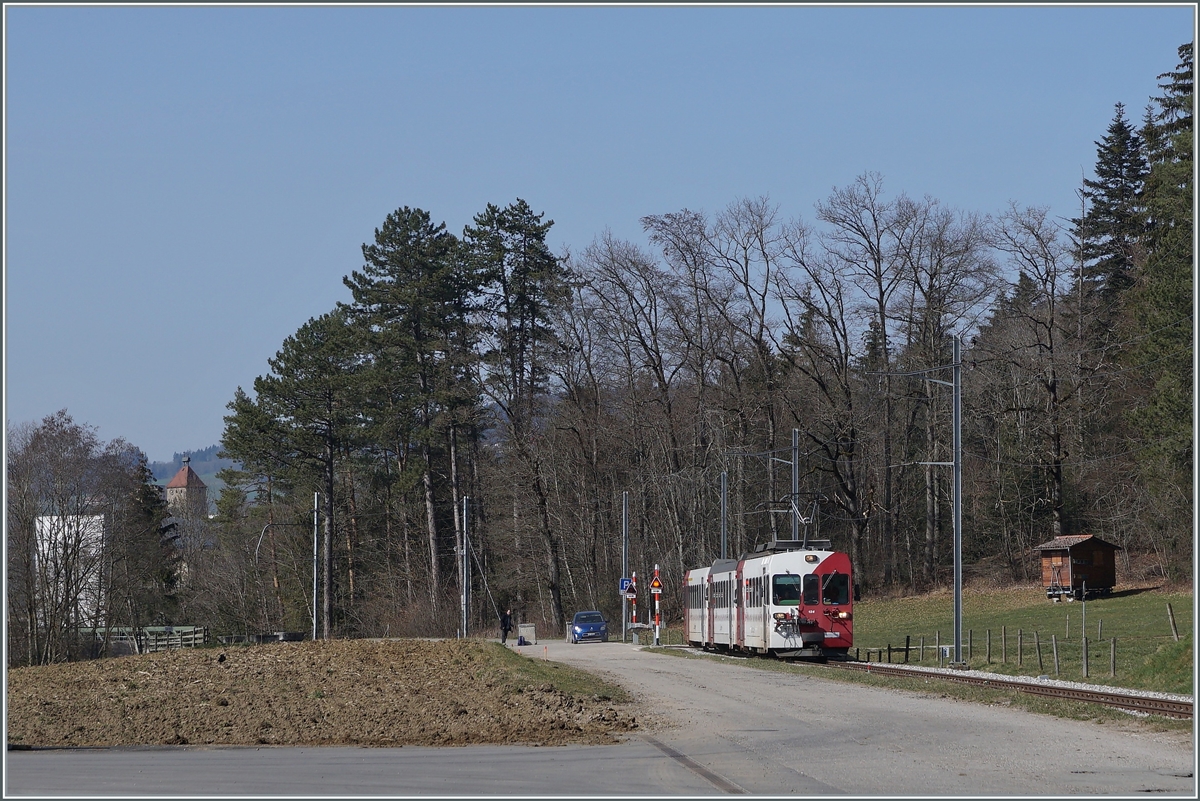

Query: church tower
[[166, 457, 208, 519]]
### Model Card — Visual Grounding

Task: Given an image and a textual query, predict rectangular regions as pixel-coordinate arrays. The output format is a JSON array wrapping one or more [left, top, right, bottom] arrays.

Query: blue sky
[[4, 3, 1194, 463]]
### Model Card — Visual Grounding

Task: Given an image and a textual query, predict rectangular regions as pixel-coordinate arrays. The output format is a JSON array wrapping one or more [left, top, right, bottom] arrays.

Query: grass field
[[647, 582, 1192, 729], [850, 583, 1194, 694], [650, 582, 1193, 695]]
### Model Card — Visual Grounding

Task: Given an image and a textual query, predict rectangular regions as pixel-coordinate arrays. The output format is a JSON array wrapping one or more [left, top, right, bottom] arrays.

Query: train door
[[705, 574, 714, 647], [686, 568, 696, 637], [729, 561, 739, 647], [760, 565, 770, 651]]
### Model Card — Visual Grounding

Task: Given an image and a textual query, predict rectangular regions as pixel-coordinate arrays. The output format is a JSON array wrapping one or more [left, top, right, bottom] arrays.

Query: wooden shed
[[1033, 534, 1121, 601]]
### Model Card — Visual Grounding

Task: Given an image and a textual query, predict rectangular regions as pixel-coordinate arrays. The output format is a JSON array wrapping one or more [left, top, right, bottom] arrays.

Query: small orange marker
[[543, 645, 548, 660]]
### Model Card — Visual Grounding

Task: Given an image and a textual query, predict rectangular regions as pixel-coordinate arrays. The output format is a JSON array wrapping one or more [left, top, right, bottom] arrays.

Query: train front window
[[802, 574, 819, 605], [772, 574, 801, 605], [822, 572, 850, 605]]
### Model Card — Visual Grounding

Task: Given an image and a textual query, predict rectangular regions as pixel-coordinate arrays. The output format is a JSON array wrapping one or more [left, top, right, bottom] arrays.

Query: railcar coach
[[684, 539, 852, 659]]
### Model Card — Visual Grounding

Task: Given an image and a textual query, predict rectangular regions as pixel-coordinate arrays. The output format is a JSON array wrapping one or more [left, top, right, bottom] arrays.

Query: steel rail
[[825, 660, 1193, 719]]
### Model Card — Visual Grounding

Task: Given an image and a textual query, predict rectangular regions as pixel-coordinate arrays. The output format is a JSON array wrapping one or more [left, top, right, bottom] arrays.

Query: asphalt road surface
[[6, 639, 1196, 796]]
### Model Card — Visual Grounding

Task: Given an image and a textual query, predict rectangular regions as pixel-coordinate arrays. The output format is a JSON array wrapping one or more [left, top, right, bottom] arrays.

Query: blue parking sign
[[619, 577, 632, 593]]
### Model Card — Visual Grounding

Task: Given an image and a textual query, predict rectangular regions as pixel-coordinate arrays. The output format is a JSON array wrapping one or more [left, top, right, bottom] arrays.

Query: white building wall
[[34, 514, 106, 625]]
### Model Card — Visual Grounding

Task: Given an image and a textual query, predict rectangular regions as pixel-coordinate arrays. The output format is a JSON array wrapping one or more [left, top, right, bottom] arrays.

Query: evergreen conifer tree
[[1071, 103, 1148, 304], [1129, 42, 1193, 476]]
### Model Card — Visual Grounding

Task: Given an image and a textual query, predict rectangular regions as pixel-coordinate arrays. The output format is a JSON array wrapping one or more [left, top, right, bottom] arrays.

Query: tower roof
[[166, 464, 207, 489]]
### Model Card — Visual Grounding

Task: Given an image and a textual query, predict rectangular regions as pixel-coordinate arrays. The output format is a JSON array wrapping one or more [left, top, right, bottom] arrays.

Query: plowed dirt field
[[6, 639, 639, 748]]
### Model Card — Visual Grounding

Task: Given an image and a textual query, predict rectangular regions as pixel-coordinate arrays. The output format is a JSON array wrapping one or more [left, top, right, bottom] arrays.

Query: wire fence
[[857, 625, 1186, 681]]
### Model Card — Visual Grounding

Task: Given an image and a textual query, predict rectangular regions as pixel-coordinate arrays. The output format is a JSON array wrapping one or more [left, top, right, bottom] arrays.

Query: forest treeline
[[7, 44, 1191, 661]]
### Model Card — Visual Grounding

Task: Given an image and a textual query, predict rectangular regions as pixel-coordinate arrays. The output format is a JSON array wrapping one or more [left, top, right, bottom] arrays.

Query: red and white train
[[684, 539, 853, 659]]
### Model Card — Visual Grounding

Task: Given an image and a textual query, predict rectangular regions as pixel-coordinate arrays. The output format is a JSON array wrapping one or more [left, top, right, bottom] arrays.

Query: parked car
[[568, 610, 609, 643]]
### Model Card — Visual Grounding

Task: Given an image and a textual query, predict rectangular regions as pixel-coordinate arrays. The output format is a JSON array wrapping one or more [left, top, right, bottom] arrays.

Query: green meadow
[[851, 584, 1193, 694]]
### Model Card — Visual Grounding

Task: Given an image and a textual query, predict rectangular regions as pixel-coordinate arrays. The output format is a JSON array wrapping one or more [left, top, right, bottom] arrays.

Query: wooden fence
[[105, 626, 209, 654]]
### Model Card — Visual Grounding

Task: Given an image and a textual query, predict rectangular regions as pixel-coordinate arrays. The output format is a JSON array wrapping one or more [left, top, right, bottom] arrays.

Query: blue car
[[569, 611, 609, 643]]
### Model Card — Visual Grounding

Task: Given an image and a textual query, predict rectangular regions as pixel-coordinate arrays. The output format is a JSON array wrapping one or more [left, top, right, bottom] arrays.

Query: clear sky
[[4, 3, 1194, 463]]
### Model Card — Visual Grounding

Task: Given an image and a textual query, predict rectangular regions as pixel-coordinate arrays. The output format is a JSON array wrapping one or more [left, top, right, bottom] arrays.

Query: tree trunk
[[450, 424, 463, 603], [323, 441, 334, 640], [422, 440, 439, 606]]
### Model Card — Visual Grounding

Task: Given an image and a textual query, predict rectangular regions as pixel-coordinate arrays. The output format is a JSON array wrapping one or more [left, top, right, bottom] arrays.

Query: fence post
[[1017, 629, 1023, 667], [1002, 625, 1007, 664], [986, 629, 991, 664], [920, 635, 925, 662], [968, 629, 973, 662], [1167, 604, 1179, 641], [904, 635, 910, 664], [1066, 613, 1069, 640], [1052, 634, 1060, 676], [1035, 631, 1044, 672], [1082, 637, 1089, 679], [887, 643, 892, 663], [1097, 619, 1102, 640], [1110, 638, 1116, 677]]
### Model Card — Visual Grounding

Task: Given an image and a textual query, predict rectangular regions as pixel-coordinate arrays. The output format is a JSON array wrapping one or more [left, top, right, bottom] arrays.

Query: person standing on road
[[500, 609, 513, 644]]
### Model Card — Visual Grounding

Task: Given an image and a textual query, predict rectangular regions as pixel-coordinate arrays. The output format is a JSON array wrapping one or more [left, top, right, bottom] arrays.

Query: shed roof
[[166, 464, 207, 489], [1033, 534, 1121, 551]]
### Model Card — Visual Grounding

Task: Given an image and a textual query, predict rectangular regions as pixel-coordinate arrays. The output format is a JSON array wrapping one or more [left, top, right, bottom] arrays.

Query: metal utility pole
[[720, 472, 728, 559], [461, 496, 470, 638], [791, 428, 800, 542], [952, 336, 963, 666], [312, 492, 318, 642], [622, 491, 629, 641], [874, 336, 964, 666]]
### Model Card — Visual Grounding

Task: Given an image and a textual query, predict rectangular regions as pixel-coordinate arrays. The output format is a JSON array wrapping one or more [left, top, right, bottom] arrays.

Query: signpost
[[621, 575, 636, 642], [650, 565, 663, 646], [629, 572, 637, 626]]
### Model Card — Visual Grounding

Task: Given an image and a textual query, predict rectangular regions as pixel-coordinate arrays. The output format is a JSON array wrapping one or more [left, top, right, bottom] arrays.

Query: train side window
[[802, 574, 820, 605], [822, 573, 850, 605]]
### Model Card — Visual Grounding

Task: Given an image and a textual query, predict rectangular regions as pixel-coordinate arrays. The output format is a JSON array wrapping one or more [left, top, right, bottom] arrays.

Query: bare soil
[[6, 639, 639, 748]]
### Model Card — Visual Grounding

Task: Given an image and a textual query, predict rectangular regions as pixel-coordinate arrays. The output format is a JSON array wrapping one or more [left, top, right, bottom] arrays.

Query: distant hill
[[150, 445, 240, 495]]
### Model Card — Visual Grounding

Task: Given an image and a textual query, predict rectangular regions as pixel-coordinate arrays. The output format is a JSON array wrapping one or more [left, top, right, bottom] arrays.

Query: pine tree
[[236, 308, 363, 638], [463, 199, 569, 627], [1072, 103, 1148, 304], [343, 207, 476, 605], [1129, 42, 1193, 476]]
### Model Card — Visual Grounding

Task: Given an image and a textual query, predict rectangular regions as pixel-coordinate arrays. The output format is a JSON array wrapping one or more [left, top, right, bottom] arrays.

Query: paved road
[[6, 639, 1196, 796], [538, 639, 1195, 796]]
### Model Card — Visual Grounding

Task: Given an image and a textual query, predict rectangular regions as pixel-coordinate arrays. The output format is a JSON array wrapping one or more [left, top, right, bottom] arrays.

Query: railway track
[[825, 660, 1193, 719]]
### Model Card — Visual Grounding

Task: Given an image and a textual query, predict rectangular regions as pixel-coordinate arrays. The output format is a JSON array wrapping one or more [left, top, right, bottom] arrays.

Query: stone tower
[[166, 457, 208, 519]]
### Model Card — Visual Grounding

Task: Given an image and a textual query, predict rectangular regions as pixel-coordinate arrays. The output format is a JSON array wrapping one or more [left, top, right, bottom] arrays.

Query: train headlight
[[837, 611, 851, 620], [772, 612, 789, 621]]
